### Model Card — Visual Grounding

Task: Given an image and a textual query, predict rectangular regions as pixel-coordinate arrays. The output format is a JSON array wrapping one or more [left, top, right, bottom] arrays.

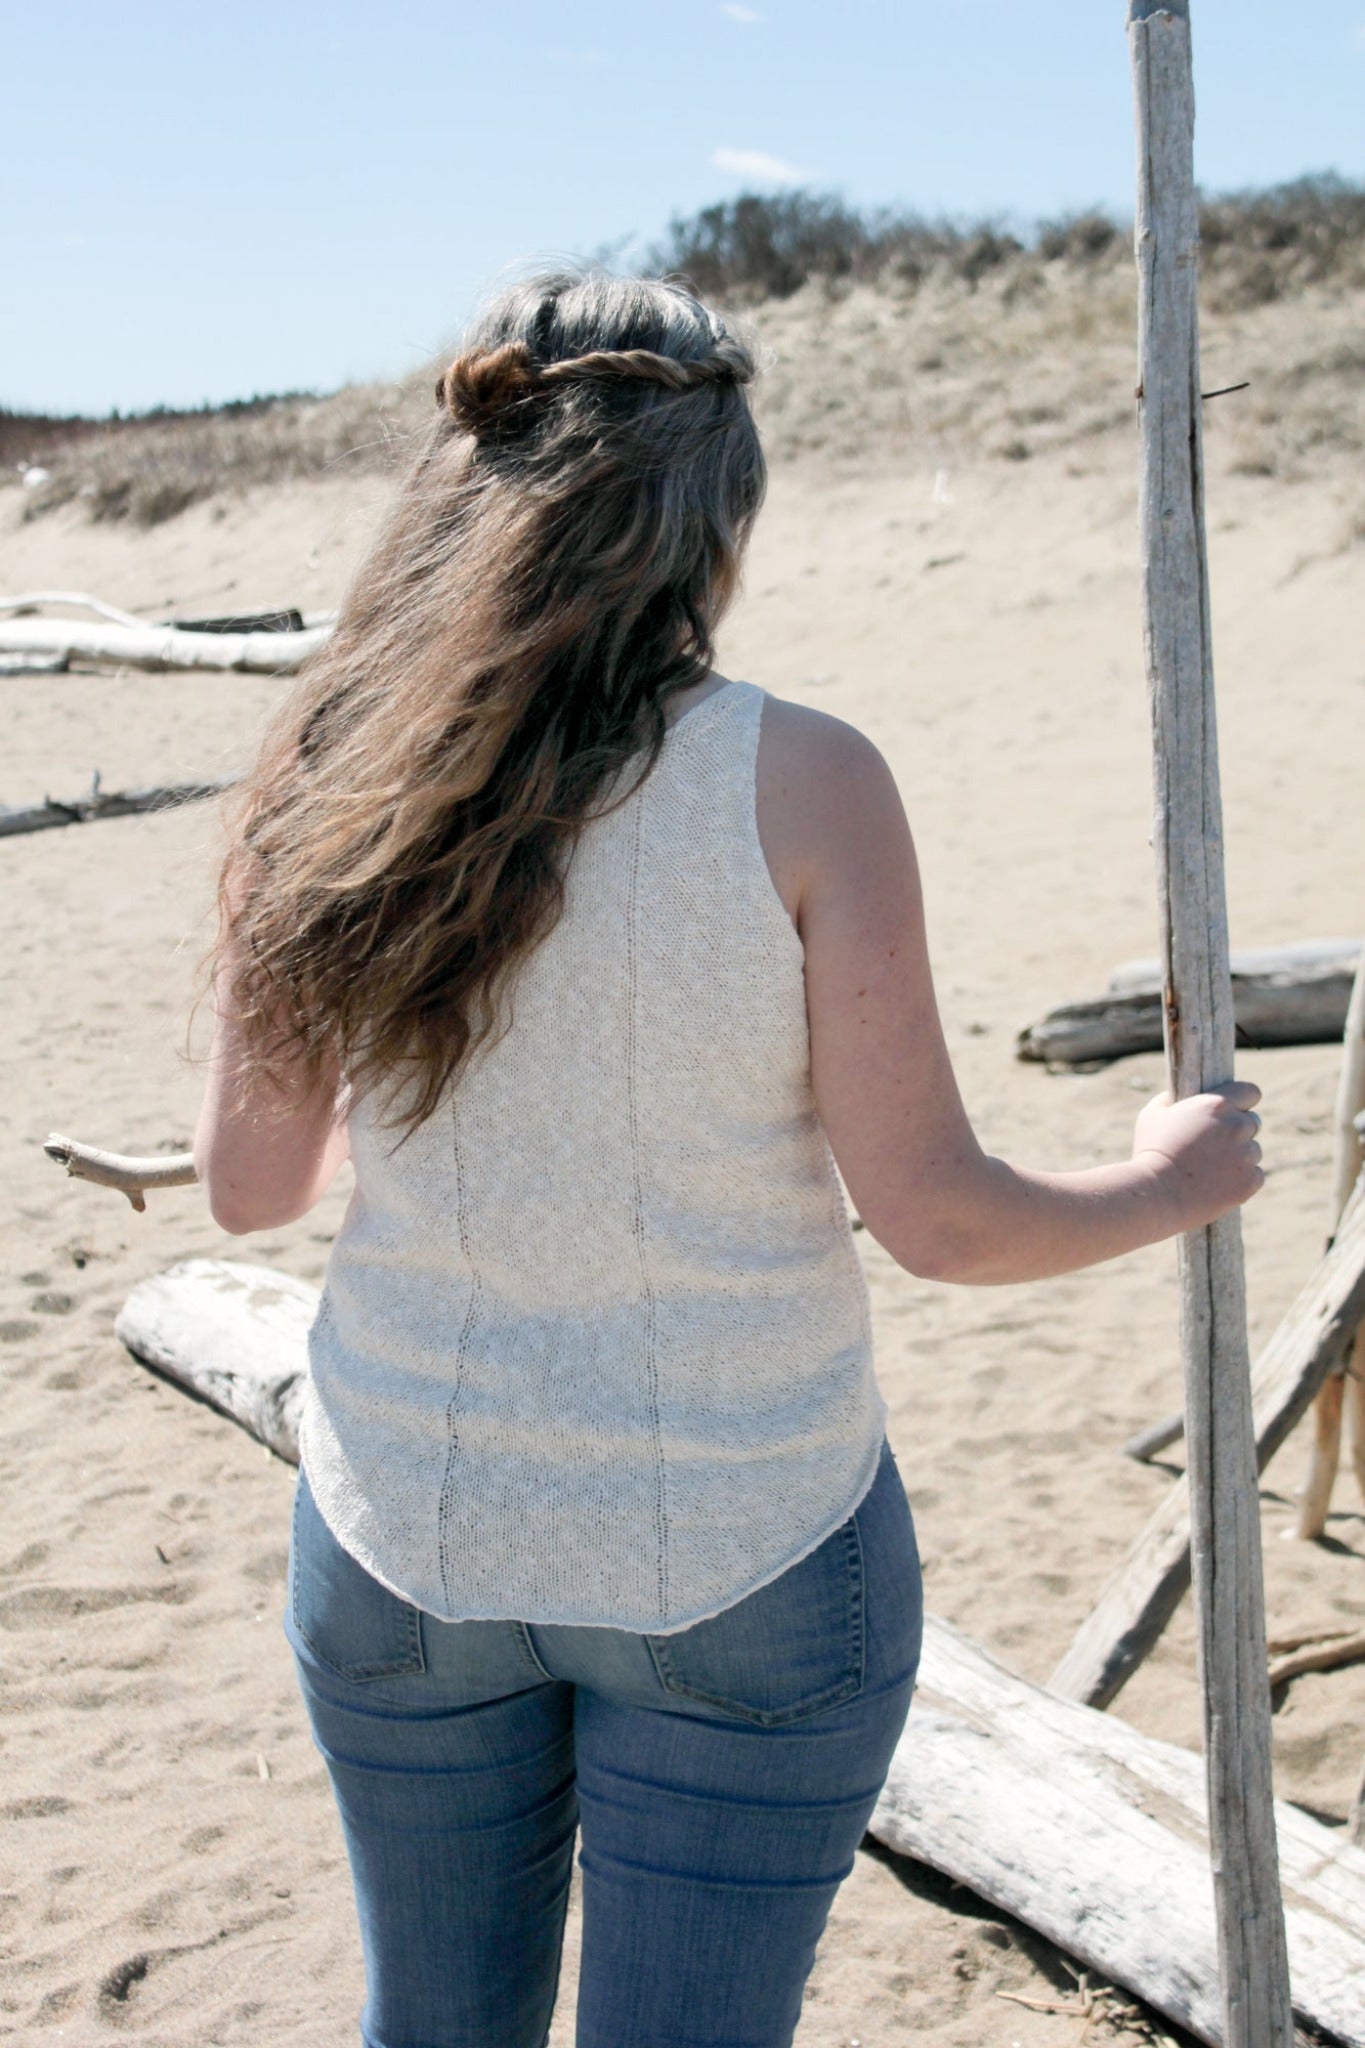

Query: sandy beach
[[2, 263, 1362, 2044]]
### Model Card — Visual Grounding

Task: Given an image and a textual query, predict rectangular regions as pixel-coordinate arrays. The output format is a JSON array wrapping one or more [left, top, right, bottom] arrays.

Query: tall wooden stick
[[1127, 7, 1292, 2043]]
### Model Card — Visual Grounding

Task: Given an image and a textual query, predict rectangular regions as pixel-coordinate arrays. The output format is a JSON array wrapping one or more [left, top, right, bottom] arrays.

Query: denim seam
[[512, 1619, 555, 1682], [644, 1515, 865, 1727]]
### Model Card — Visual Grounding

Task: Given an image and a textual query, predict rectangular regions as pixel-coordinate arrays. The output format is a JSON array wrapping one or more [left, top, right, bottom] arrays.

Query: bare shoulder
[[755, 691, 911, 920], [757, 691, 893, 795]]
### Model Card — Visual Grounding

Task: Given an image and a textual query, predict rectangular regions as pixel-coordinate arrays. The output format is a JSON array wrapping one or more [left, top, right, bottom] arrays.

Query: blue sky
[[5, 0, 1363, 416]]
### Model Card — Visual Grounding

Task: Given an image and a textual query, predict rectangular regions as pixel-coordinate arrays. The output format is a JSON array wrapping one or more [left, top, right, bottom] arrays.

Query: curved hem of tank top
[[636, 1422, 889, 1638], [300, 1419, 890, 1639]]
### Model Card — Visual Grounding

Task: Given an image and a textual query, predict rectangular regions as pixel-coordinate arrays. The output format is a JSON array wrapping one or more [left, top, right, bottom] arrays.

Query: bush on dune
[[647, 175, 1361, 304]]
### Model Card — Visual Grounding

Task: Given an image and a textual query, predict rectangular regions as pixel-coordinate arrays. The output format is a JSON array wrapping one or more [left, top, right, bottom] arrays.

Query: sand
[[1, 322, 1362, 2046]]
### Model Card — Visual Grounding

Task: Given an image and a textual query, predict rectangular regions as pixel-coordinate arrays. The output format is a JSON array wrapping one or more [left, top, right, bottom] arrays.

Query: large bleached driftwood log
[[113, 1255, 1365, 2047], [2, 776, 234, 840], [1017, 939, 1360, 1066], [873, 1617, 1365, 2048], [115, 1259, 312, 1461], [0, 615, 330, 674], [1051, 1170, 1365, 1708]]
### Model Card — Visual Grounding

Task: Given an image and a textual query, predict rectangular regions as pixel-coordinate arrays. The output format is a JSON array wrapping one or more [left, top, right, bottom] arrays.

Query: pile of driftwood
[[0, 591, 328, 839]]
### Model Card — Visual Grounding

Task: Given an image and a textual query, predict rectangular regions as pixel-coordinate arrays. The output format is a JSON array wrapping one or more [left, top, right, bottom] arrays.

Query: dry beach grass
[[1, 198, 1362, 2044], [7, 179, 1363, 526]]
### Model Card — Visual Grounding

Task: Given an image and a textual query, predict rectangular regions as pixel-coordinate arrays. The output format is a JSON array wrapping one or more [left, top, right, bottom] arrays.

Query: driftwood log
[[0, 615, 329, 674], [1051, 1170, 1365, 1708], [116, 1259, 312, 1461], [1128, 3, 1290, 2032], [2, 775, 234, 840], [873, 1617, 1365, 2048], [1017, 939, 1360, 1066], [45, 1135, 198, 1212], [114, 1256, 1365, 2048]]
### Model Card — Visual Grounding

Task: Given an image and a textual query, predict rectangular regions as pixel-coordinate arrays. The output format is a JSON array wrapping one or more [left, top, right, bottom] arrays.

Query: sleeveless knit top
[[301, 679, 886, 1633]]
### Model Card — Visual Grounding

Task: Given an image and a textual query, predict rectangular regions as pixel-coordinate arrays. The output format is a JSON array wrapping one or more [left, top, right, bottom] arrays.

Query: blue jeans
[[286, 1441, 922, 2048]]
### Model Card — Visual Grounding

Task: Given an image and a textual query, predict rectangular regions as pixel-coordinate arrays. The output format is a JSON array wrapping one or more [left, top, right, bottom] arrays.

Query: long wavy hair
[[214, 272, 765, 1131]]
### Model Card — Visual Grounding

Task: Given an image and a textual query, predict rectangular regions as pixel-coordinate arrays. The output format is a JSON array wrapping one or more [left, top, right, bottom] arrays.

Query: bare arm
[[755, 698, 1263, 1285], [193, 945, 350, 1236]]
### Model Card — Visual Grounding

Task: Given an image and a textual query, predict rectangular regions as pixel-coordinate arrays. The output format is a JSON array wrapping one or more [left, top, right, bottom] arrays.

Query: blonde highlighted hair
[[215, 272, 765, 1129]]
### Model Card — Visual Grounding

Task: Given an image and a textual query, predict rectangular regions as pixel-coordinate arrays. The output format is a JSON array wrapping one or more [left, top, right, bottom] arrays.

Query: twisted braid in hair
[[438, 337, 754, 435]]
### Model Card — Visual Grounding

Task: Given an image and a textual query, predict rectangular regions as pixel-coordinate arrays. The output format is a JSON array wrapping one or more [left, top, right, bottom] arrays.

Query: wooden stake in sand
[[1296, 949, 1365, 1539], [1127, 5, 1291, 2040]]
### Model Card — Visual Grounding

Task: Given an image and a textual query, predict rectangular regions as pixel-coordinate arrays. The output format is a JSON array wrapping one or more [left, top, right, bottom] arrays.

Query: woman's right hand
[[1131, 1082, 1266, 1231]]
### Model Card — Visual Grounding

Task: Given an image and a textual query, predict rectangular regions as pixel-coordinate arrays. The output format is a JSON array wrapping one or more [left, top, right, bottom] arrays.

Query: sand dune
[[1, 274, 1362, 2044]]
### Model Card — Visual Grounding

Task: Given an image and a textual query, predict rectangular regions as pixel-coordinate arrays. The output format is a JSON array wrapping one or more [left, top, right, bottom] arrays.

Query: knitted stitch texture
[[302, 680, 886, 1632]]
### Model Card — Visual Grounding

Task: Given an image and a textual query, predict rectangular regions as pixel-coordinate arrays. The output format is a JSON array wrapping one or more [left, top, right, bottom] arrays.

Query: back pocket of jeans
[[647, 1516, 864, 1726], [290, 1470, 426, 1682]]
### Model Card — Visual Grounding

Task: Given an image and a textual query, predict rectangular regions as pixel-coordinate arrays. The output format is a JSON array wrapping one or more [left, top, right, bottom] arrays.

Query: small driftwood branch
[[44, 1135, 197, 1213], [0, 590, 149, 630], [1121, 1410, 1185, 1462], [1050, 1171, 1365, 1710], [1266, 1622, 1362, 1655], [1017, 939, 1360, 1066], [1267, 1630, 1365, 1690], [0, 616, 330, 674], [1296, 1368, 1348, 1540], [0, 774, 235, 840], [113, 1256, 1365, 2044]]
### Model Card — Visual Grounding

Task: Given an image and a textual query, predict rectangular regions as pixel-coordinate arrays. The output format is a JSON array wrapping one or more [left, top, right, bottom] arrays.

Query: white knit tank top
[[302, 679, 886, 1633]]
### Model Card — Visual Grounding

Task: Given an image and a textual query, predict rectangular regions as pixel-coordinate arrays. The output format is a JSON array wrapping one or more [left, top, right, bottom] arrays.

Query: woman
[[195, 272, 1263, 2048]]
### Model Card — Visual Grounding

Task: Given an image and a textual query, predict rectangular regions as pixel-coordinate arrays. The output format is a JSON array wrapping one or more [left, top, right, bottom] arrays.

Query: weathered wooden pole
[[1126, 6, 1293, 2043]]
